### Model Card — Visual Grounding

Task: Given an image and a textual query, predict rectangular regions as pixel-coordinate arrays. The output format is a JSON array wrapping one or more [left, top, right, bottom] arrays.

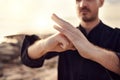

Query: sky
[[0, 0, 120, 37]]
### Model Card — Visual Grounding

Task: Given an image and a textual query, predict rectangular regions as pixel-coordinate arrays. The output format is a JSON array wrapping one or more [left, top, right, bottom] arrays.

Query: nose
[[79, 0, 88, 7]]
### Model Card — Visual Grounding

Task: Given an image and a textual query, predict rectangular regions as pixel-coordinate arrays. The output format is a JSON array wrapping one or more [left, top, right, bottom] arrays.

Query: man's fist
[[43, 33, 75, 52]]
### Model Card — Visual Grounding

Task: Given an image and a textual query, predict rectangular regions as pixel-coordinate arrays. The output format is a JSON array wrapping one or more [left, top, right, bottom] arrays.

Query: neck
[[80, 18, 100, 33]]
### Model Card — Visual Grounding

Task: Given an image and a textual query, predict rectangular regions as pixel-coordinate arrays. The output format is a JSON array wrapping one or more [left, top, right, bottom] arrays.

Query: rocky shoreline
[[0, 34, 57, 80], [0, 57, 58, 80]]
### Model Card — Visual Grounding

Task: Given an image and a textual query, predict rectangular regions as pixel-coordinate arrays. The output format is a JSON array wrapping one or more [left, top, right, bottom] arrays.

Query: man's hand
[[51, 13, 120, 75], [52, 13, 92, 59], [43, 33, 75, 53], [28, 33, 75, 59]]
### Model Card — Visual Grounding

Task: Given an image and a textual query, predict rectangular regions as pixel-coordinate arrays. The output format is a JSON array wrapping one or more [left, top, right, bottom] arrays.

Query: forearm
[[85, 43, 120, 75], [51, 13, 120, 75], [21, 35, 47, 68], [27, 33, 73, 59], [28, 39, 47, 59]]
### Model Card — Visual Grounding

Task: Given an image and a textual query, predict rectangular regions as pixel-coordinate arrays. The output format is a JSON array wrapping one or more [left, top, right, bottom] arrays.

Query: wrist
[[79, 42, 97, 59]]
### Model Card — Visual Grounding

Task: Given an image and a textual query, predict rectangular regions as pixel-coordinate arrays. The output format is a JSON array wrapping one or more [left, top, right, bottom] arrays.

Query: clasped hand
[[51, 13, 92, 59], [43, 13, 92, 59]]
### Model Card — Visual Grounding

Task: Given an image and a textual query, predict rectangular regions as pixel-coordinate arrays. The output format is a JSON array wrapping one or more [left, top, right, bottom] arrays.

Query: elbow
[[21, 56, 44, 68], [21, 59, 44, 68], [21, 51, 44, 68]]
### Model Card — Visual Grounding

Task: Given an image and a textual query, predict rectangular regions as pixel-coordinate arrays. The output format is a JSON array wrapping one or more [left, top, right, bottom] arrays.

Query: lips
[[80, 7, 90, 13], [81, 10, 89, 13]]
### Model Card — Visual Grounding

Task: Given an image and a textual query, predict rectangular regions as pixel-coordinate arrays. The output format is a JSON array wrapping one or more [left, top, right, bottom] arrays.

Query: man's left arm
[[52, 14, 120, 75], [83, 42, 120, 75]]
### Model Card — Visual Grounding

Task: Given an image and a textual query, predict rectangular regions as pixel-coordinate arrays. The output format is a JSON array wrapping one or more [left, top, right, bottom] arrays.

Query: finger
[[51, 14, 66, 26], [52, 14, 82, 36], [54, 25, 77, 43], [51, 14, 73, 29], [54, 24, 86, 43], [57, 32, 76, 51], [53, 25, 64, 33], [57, 34, 69, 49]]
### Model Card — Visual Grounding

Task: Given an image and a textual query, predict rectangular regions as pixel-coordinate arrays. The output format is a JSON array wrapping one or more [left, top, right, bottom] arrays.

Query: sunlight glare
[[0, 35, 5, 44], [33, 17, 50, 28], [8, 0, 25, 19], [31, 15, 55, 34]]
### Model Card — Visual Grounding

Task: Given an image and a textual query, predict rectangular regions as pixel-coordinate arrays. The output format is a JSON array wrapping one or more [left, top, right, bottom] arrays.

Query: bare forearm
[[28, 40, 47, 59], [27, 33, 74, 59], [51, 14, 120, 74], [85, 43, 120, 75]]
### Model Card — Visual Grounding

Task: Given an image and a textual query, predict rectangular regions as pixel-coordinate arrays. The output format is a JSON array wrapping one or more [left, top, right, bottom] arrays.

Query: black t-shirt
[[21, 21, 120, 80]]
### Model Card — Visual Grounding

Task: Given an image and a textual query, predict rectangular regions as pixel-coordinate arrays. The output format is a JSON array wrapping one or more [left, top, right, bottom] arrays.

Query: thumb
[[57, 34, 69, 49]]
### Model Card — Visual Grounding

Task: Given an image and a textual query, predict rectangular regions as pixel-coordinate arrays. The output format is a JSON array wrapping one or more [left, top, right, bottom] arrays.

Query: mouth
[[81, 9, 89, 12], [80, 9, 90, 15], [80, 7, 90, 14], [80, 11, 89, 15]]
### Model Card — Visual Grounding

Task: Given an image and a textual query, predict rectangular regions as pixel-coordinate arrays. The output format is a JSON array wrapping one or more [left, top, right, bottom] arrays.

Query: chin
[[82, 18, 94, 22], [81, 15, 96, 22]]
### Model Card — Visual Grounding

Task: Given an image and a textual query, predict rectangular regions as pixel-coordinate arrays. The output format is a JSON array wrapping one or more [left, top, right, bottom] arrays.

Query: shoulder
[[114, 28, 120, 34], [102, 23, 120, 35], [98, 23, 120, 46]]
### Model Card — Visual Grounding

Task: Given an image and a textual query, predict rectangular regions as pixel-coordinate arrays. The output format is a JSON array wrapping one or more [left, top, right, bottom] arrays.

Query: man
[[21, 0, 120, 80]]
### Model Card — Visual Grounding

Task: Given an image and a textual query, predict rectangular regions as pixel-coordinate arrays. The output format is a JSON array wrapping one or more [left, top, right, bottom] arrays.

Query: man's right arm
[[27, 33, 72, 59], [21, 35, 46, 68], [21, 33, 74, 68]]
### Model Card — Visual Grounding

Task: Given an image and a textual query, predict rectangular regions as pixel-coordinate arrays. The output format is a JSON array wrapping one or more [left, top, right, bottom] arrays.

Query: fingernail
[[51, 13, 56, 19]]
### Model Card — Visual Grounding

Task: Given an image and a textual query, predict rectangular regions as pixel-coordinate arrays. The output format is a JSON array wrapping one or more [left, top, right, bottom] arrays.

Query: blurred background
[[0, 0, 120, 80]]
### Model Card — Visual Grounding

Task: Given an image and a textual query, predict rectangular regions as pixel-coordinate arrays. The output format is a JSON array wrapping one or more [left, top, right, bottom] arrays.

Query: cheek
[[90, 6, 98, 14]]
